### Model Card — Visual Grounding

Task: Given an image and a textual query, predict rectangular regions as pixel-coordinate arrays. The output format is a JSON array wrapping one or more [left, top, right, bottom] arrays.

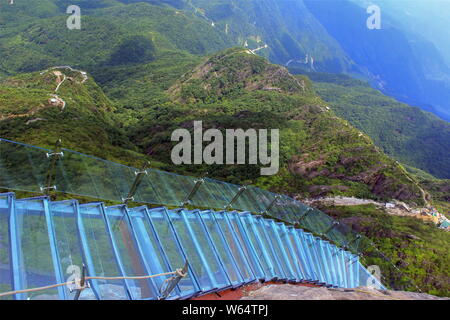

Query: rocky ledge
[[241, 285, 448, 300]]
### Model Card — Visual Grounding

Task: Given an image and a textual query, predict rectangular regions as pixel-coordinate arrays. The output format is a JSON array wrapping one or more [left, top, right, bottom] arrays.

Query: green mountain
[[0, 0, 449, 297], [0, 67, 143, 162], [126, 48, 426, 205], [295, 71, 450, 180], [0, 0, 441, 203], [0, 48, 426, 206], [303, 0, 450, 122]]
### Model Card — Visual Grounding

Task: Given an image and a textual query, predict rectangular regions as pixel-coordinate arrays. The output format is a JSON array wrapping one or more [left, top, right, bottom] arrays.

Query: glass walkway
[[0, 192, 384, 300]]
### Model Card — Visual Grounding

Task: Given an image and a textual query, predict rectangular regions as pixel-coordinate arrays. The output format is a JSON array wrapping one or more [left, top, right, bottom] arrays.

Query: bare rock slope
[[241, 285, 448, 300]]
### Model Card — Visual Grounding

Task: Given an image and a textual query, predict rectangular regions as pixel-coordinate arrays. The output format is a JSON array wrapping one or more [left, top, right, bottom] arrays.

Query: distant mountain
[[370, 0, 450, 67], [0, 67, 139, 161], [127, 48, 426, 204], [303, 0, 450, 122], [2, 0, 449, 121], [0, 0, 448, 298], [0, 0, 445, 199], [294, 71, 450, 179], [0, 47, 427, 205], [139, 0, 450, 122]]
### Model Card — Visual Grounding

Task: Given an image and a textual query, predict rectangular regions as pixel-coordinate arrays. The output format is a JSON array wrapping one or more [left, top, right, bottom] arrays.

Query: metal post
[[181, 173, 207, 206], [321, 221, 339, 237], [41, 139, 63, 195], [122, 162, 150, 204], [159, 260, 189, 299], [345, 234, 362, 252], [298, 207, 313, 223], [73, 264, 87, 300], [225, 186, 247, 210], [260, 195, 280, 214]]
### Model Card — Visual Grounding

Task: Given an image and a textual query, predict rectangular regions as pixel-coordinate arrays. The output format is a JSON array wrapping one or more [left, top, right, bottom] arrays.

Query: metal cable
[[0, 269, 186, 298]]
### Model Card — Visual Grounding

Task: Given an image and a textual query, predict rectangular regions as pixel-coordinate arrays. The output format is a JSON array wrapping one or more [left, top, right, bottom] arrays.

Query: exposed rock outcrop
[[241, 284, 448, 300]]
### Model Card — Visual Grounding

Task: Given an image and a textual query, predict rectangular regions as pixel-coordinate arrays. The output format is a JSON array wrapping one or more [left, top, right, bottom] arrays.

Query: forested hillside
[[0, 0, 449, 297], [293, 72, 450, 180]]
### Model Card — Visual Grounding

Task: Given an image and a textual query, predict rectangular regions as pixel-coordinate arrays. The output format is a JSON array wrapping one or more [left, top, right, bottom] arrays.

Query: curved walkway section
[[0, 193, 383, 300]]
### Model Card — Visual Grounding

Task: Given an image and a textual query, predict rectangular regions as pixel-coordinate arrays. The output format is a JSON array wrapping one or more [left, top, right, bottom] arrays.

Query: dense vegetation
[[295, 71, 450, 179], [322, 204, 450, 297], [118, 48, 424, 205], [0, 0, 448, 297]]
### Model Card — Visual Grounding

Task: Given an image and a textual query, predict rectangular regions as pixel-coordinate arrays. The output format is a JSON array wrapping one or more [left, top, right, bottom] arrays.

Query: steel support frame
[[199, 210, 245, 287], [148, 207, 201, 299], [240, 213, 278, 281], [212, 211, 258, 284], [224, 211, 266, 281], [268, 221, 298, 282], [277, 223, 306, 282], [105, 205, 161, 299], [254, 217, 287, 280], [176, 209, 224, 291]]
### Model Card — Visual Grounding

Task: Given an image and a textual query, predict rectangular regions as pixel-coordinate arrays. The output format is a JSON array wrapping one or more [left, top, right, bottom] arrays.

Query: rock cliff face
[[241, 284, 449, 300]]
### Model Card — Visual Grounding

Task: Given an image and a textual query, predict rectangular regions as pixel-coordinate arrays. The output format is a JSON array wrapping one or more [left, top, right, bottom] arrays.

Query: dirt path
[[39, 66, 89, 112]]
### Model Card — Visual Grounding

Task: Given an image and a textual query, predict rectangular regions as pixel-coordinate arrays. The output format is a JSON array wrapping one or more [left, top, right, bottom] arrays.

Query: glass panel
[[133, 174, 161, 205], [287, 226, 311, 281], [58, 150, 129, 202], [312, 237, 330, 285], [224, 211, 265, 280], [104, 164, 136, 201], [276, 224, 302, 281], [264, 220, 296, 280], [104, 205, 159, 300], [164, 209, 216, 291], [54, 150, 98, 198], [338, 247, 349, 288], [190, 178, 239, 210], [0, 139, 50, 192], [78, 203, 129, 300], [78, 155, 122, 202], [180, 210, 230, 290], [271, 196, 305, 223], [146, 207, 198, 297], [346, 251, 355, 288], [355, 260, 385, 289], [300, 231, 324, 283], [211, 211, 255, 283], [0, 193, 13, 299], [255, 188, 278, 212], [318, 240, 334, 286], [49, 200, 97, 300], [328, 222, 355, 251], [232, 186, 267, 213], [295, 230, 316, 281], [127, 207, 179, 298], [324, 242, 339, 287], [198, 210, 241, 286], [14, 198, 61, 300], [252, 217, 285, 280], [309, 235, 328, 284], [302, 208, 334, 236], [147, 170, 195, 207], [237, 213, 276, 280]]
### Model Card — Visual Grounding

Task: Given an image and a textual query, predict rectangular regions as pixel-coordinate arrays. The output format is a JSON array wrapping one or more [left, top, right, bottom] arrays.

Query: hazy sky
[[352, 0, 450, 65]]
